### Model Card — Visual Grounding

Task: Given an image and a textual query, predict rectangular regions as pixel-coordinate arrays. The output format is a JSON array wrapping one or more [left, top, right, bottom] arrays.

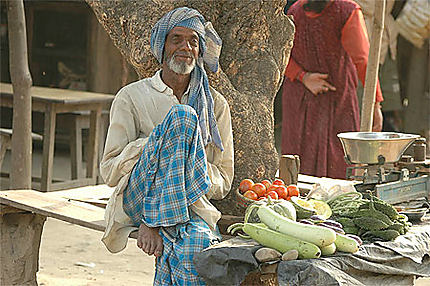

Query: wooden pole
[[2, 3, 44, 284], [7, 0, 33, 188], [360, 0, 385, 132]]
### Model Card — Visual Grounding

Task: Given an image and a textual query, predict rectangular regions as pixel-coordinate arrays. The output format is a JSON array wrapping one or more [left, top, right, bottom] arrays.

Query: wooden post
[[360, 0, 385, 132], [7, 0, 33, 188], [279, 155, 300, 185], [2, 2, 46, 286]]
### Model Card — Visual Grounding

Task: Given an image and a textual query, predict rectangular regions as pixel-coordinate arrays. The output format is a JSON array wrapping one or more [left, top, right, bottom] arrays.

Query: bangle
[[297, 71, 307, 83]]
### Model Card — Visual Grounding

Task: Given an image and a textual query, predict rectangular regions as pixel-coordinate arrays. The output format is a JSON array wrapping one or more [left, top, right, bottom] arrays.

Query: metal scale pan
[[337, 132, 420, 165], [337, 132, 429, 204]]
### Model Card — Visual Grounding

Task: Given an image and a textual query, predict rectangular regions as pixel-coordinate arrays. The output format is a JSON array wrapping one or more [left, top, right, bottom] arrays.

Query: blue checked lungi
[[123, 105, 221, 285]]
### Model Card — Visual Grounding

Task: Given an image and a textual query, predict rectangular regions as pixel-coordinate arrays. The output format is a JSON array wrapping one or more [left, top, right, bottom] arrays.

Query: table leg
[[86, 107, 101, 182], [41, 105, 56, 192], [70, 115, 83, 180], [0, 134, 11, 168]]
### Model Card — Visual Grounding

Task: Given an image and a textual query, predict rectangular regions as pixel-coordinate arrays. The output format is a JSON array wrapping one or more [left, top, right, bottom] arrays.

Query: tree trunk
[[0, 213, 46, 286], [86, 0, 295, 215], [3, 3, 45, 286], [7, 0, 33, 189]]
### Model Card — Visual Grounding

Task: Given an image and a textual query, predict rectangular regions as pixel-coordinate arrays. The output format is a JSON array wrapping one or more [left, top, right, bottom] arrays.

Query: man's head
[[150, 7, 221, 74], [150, 7, 224, 150], [163, 26, 199, 75]]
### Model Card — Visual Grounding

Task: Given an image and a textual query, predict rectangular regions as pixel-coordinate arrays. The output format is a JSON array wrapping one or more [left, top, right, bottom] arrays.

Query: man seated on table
[[99, 6, 234, 285]]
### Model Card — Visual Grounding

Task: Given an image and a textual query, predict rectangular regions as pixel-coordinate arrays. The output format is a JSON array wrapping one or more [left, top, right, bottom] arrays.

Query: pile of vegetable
[[228, 198, 362, 261], [327, 192, 411, 242], [239, 178, 300, 201]]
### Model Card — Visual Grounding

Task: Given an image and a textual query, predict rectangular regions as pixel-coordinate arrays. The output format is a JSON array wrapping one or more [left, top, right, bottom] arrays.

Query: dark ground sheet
[[195, 220, 430, 286]]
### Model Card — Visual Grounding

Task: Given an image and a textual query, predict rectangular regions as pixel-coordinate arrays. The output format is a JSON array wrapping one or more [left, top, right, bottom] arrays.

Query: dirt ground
[[37, 218, 155, 286]]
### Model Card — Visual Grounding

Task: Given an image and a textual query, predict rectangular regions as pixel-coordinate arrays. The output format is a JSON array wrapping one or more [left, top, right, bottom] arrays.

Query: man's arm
[[205, 90, 234, 200], [100, 90, 147, 187]]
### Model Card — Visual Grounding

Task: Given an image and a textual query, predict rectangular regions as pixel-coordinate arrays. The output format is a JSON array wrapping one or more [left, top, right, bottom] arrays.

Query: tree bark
[[4, 3, 45, 286], [86, 0, 295, 215], [7, 0, 33, 189], [0, 212, 46, 285]]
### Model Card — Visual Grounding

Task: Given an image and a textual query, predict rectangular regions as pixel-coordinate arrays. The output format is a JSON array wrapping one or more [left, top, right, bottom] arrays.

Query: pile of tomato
[[239, 178, 300, 201]]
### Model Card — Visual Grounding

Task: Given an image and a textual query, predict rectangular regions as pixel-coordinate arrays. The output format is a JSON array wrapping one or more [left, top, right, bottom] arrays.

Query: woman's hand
[[302, 72, 336, 95], [372, 102, 383, 132]]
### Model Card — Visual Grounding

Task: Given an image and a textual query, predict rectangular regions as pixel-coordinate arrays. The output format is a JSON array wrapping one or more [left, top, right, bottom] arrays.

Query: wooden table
[[0, 82, 114, 192]]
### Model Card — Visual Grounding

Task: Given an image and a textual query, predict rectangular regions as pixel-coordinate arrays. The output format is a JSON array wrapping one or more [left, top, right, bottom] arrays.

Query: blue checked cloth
[[123, 104, 211, 227], [123, 105, 220, 285], [155, 212, 221, 286], [150, 7, 224, 151]]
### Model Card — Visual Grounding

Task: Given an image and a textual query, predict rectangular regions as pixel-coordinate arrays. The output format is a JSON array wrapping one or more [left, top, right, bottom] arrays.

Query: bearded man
[[99, 7, 234, 285]]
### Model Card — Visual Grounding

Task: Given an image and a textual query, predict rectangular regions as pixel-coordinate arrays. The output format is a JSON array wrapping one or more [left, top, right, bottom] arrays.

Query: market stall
[[196, 132, 430, 285], [195, 220, 429, 285]]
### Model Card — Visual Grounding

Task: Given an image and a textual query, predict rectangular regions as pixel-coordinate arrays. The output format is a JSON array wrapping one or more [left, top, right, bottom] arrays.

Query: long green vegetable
[[257, 206, 336, 248], [242, 223, 321, 259]]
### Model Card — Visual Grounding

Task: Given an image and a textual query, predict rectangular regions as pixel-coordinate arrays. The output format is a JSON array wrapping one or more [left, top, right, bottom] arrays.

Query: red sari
[[282, 0, 363, 179]]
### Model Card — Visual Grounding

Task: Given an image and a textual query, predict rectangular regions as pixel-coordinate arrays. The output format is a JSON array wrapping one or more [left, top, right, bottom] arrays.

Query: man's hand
[[302, 72, 336, 95], [137, 223, 164, 257], [372, 102, 383, 132]]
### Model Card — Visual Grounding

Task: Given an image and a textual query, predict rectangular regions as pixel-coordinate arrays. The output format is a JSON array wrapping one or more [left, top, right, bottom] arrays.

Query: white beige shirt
[[100, 70, 234, 253]]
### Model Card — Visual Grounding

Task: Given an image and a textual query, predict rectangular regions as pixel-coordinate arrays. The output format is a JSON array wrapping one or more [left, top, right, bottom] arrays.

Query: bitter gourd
[[336, 217, 355, 228], [359, 198, 399, 220], [363, 229, 401, 241], [387, 223, 406, 235], [352, 217, 389, 231], [351, 207, 393, 226], [343, 226, 359, 235]]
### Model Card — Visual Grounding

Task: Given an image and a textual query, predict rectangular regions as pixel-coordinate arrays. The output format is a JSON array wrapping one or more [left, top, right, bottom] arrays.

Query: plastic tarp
[[194, 223, 430, 286]]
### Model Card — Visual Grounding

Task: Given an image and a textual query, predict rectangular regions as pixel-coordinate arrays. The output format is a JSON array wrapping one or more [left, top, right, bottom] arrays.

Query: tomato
[[267, 184, 278, 193], [251, 183, 267, 197], [285, 196, 291, 201], [267, 191, 279, 200], [261, 179, 272, 190], [239, 179, 254, 194], [275, 185, 289, 200], [243, 190, 258, 200], [272, 179, 285, 186], [287, 185, 300, 197]]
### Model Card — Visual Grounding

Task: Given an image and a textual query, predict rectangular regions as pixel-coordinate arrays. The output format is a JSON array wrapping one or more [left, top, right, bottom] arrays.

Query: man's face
[[163, 26, 199, 75]]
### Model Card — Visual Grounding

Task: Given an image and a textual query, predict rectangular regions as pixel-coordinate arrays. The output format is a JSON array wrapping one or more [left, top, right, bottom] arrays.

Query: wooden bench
[[0, 185, 113, 284], [0, 184, 240, 284], [0, 128, 43, 168]]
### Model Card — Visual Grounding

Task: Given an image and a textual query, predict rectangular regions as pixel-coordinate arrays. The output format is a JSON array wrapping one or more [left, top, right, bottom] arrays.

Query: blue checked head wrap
[[150, 7, 224, 151]]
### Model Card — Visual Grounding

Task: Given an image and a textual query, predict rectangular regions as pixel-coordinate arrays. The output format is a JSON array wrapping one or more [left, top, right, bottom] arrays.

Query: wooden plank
[[0, 203, 27, 215], [1, 82, 114, 105], [298, 174, 324, 184], [50, 178, 96, 191], [48, 184, 114, 201], [0, 189, 106, 231], [298, 174, 359, 185], [0, 128, 43, 141]]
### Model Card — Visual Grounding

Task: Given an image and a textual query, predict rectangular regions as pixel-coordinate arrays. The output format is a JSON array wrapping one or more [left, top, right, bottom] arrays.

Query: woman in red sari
[[282, 0, 383, 179]]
